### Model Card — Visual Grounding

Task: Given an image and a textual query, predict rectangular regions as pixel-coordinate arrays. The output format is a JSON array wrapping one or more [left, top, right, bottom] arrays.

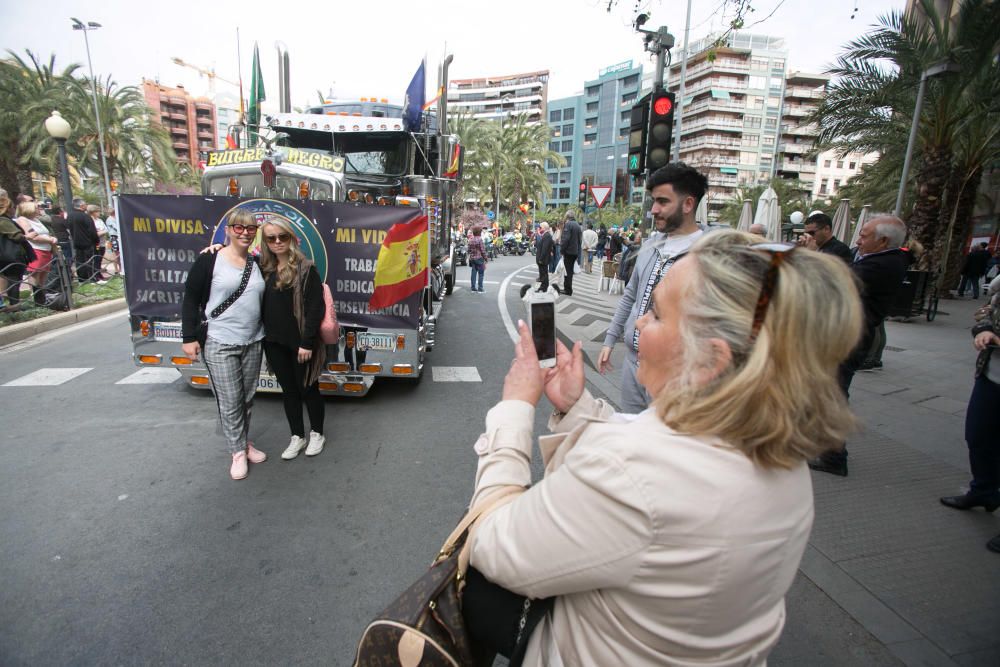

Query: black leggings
[[263, 341, 325, 437]]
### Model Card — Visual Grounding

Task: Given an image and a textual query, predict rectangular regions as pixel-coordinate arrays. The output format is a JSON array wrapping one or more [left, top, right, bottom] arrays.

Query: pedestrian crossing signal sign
[[628, 154, 640, 171]]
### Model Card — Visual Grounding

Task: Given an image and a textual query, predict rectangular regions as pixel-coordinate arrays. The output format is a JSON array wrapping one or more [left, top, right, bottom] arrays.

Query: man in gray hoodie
[[598, 163, 708, 413]]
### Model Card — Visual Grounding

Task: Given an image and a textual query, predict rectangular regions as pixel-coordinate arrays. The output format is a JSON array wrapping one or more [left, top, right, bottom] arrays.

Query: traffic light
[[627, 93, 651, 176], [578, 180, 587, 208], [646, 91, 676, 172]]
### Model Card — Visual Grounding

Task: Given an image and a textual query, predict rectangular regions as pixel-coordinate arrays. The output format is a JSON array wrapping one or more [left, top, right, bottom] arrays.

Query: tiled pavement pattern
[[540, 259, 1000, 667]]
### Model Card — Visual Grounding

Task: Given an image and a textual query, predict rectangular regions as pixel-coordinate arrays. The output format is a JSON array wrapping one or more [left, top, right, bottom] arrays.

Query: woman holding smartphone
[[257, 218, 327, 460], [182, 210, 267, 480]]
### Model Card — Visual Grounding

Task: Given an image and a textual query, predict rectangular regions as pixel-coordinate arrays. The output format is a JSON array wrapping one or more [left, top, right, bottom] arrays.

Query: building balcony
[[680, 99, 745, 117], [194, 101, 213, 111], [171, 125, 188, 135], [783, 106, 812, 118], [197, 130, 214, 139], [168, 112, 187, 121], [680, 136, 742, 151], [708, 176, 739, 188], [785, 87, 824, 100], [172, 140, 189, 150], [778, 143, 811, 154], [168, 96, 187, 106], [680, 117, 744, 135]]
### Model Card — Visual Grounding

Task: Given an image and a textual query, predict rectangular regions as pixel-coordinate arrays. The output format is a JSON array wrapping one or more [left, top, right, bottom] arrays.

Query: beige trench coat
[[468, 392, 814, 666]]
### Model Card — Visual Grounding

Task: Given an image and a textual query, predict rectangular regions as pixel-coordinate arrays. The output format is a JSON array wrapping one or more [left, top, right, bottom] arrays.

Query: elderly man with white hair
[[810, 214, 909, 477], [534, 222, 555, 292]]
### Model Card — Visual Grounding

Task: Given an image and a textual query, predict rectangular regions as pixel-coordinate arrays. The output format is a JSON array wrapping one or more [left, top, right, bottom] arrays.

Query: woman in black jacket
[[257, 217, 328, 460], [182, 210, 267, 480]]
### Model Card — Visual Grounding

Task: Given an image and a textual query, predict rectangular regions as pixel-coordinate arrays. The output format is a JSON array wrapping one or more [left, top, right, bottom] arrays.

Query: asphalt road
[[0, 253, 898, 666]]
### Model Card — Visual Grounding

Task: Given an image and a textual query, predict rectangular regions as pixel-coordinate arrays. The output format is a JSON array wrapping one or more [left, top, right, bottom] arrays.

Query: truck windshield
[[275, 128, 408, 177]]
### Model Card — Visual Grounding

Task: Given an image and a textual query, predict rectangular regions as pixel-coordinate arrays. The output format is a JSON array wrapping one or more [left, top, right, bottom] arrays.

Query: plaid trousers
[[203, 338, 263, 454]]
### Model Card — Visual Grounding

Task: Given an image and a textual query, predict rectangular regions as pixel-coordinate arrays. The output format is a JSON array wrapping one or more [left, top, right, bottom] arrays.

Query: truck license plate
[[356, 333, 396, 352], [152, 322, 183, 342], [256, 374, 281, 392]]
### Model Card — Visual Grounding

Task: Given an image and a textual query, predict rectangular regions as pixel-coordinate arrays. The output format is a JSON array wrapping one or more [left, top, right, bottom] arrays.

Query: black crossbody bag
[[197, 255, 256, 348]]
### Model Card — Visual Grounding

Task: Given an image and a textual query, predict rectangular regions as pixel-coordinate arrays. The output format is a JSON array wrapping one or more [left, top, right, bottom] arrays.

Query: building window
[[563, 108, 574, 121], [849, 161, 856, 170], [621, 92, 637, 105], [762, 135, 774, 146], [558, 172, 569, 184], [550, 110, 562, 123], [621, 110, 630, 123], [564, 155, 572, 167], [563, 124, 574, 135], [619, 127, 628, 140], [820, 181, 828, 195], [559, 187, 570, 199], [551, 127, 560, 137], [547, 173, 557, 184], [586, 85, 600, 96], [772, 59, 785, 69], [622, 74, 639, 87], [586, 101, 599, 113], [824, 159, 832, 168], [742, 134, 759, 146], [561, 140, 573, 152], [837, 160, 844, 169], [749, 75, 767, 89], [751, 57, 769, 70], [744, 117, 762, 129], [833, 179, 841, 190], [584, 133, 597, 145], [765, 118, 777, 129], [549, 141, 559, 152]]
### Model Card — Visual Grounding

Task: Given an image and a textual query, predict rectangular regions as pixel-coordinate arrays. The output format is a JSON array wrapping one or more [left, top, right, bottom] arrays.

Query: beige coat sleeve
[[469, 401, 652, 599]]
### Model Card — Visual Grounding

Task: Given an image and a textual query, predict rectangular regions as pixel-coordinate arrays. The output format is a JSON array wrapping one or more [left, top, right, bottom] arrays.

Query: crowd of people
[[0, 187, 119, 311]]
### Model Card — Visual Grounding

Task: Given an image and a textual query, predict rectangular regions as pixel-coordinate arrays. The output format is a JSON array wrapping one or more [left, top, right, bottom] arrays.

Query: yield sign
[[590, 185, 612, 208]]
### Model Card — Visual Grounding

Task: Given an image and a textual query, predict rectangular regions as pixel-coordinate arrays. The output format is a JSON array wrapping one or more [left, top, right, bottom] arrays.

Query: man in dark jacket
[[959, 242, 991, 299], [534, 222, 555, 292], [560, 211, 582, 295], [801, 212, 852, 264], [810, 215, 909, 477], [68, 198, 98, 280]]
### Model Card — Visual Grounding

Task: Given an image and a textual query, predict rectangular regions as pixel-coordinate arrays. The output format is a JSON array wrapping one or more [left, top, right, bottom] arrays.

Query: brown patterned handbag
[[353, 487, 522, 667]]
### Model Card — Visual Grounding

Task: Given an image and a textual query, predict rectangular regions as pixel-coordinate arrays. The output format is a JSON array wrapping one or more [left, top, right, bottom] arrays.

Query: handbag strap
[[210, 255, 256, 319]]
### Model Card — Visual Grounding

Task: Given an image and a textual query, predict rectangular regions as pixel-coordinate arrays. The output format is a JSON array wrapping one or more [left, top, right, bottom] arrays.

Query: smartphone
[[528, 297, 557, 368]]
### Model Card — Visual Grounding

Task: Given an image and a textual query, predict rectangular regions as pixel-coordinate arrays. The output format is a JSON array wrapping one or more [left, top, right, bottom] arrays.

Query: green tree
[[812, 0, 1000, 269]]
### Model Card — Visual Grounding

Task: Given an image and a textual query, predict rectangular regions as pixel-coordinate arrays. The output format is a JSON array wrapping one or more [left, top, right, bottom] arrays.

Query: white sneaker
[[305, 431, 325, 456], [281, 435, 307, 460]]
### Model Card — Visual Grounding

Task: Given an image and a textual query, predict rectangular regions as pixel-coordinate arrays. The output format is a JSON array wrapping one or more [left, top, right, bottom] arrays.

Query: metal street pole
[[72, 18, 114, 212], [673, 0, 693, 162], [55, 139, 74, 213]]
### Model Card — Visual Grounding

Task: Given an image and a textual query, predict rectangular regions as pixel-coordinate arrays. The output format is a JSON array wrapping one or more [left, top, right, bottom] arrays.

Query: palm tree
[[812, 0, 1000, 269], [499, 114, 565, 222]]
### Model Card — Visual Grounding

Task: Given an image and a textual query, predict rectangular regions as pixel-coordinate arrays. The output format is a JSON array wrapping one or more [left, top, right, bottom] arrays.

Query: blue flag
[[403, 60, 426, 132]]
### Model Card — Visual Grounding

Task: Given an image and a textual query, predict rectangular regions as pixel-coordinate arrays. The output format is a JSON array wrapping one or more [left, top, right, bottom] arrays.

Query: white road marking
[[432, 366, 482, 382], [497, 265, 538, 343], [116, 368, 181, 385], [3, 367, 93, 386]]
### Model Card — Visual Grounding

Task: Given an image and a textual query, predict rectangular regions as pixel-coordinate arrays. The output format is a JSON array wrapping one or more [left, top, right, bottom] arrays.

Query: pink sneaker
[[246, 441, 267, 464], [230, 452, 248, 480]]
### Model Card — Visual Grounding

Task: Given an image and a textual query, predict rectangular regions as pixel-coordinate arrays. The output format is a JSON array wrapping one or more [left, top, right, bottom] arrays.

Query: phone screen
[[531, 302, 556, 361]]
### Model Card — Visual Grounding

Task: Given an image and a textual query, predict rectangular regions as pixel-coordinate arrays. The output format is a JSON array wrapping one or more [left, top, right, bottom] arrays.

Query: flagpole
[[236, 27, 245, 147]]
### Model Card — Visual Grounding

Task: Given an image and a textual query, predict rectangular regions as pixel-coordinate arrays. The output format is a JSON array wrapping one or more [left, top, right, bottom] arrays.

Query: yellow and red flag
[[368, 215, 429, 310], [443, 144, 461, 178]]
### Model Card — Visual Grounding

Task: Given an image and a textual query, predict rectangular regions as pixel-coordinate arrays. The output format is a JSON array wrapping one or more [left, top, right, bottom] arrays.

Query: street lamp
[[894, 60, 961, 217], [44, 111, 74, 214], [71, 17, 114, 212]]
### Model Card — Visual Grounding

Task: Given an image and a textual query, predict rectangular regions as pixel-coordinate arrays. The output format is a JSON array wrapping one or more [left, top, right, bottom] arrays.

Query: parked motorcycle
[[453, 239, 468, 266], [502, 233, 518, 256]]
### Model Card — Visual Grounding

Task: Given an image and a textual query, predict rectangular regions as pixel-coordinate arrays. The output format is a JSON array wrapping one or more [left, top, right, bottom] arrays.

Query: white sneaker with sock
[[281, 435, 307, 460]]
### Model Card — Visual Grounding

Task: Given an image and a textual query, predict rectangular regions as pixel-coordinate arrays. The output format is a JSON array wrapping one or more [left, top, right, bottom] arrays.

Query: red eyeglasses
[[749, 242, 797, 343], [229, 223, 259, 236]]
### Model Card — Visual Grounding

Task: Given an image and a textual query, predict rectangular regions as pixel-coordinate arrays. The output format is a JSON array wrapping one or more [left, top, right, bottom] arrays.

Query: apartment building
[[447, 70, 548, 124], [812, 149, 879, 199], [775, 72, 828, 192], [544, 60, 644, 207], [665, 32, 789, 217], [142, 81, 217, 170]]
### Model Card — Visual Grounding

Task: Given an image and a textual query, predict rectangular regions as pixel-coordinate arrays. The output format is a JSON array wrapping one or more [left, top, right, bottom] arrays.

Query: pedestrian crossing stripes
[[2, 368, 93, 386], [1, 366, 483, 388]]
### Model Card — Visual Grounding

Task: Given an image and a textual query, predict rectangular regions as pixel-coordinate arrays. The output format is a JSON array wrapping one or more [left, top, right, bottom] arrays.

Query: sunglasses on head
[[748, 242, 797, 343], [229, 223, 259, 236], [264, 232, 291, 244]]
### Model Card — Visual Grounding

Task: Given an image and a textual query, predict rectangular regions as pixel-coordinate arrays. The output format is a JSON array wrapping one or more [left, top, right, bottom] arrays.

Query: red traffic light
[[653, 96, 673, 116], [579, 182, 587, 191]]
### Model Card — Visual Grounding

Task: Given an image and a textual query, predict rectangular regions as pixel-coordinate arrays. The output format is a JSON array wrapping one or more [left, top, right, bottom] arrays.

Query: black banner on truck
[[118, 195, 425, 329]]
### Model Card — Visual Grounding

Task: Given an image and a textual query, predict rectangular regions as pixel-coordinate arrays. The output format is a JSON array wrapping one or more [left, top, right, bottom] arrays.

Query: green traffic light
[[628, 154, 639, 170]]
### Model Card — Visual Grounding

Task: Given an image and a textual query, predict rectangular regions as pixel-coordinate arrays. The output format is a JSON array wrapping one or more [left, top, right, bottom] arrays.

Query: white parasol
[[850, 204, 871, 248], [831, 198, 852, 242], [754, 187, 781, 240], [736, 199, 754, 232]]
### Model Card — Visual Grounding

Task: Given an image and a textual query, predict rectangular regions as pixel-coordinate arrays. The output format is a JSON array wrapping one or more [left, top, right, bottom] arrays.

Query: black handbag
[[0, 233, 26, 267], [354, 487, 552, 667]]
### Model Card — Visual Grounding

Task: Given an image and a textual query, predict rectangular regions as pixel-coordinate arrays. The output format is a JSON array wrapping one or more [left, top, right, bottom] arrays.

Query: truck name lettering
[[134, 289, 184, 304], [335, 300, 411, 317], [335, 228, 356, 243], [361, 229, 387, 244], [336, 279, 375, 294]]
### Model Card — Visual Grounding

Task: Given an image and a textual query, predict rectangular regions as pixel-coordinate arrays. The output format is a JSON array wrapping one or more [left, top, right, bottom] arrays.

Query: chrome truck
[[122, 57, 463, 397]]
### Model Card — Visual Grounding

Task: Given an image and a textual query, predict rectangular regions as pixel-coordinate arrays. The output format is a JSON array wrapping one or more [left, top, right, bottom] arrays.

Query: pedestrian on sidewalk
[[468, 225, 488, 293], [534, 222, 554, 292], [14, 201, 57, 306], [958, 242, 991, 299], [596, 223, 608, 263], [0, 188, 30, 308], [939, 293, 1000, 553], [582, 222, 598, 274], [87, 205, 109, 283], [560, 211, 582, 296], [258, 217, 328, 461], [68, 199, 97, 282], [182, 210, 267, 481], [798, 212, 852, 264], [808, 215, 909, 477], [598, 163, 707, 413], [549, 221, 562, 274], [466, 228, 863, 665]]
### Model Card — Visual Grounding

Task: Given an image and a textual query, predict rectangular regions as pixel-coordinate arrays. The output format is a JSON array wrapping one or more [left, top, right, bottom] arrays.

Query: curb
[[0, 299, 128, 347]]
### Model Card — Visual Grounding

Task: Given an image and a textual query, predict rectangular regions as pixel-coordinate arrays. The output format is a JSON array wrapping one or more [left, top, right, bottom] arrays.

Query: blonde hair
[[257, 217, 305, 289], [653, 229, 863, 469], [16, 201, 38, 219]]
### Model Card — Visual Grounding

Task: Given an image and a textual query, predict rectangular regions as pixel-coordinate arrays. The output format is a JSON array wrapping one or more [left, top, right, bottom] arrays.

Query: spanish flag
[[368, 215, 429, 310], [443, 144, 461, 179]]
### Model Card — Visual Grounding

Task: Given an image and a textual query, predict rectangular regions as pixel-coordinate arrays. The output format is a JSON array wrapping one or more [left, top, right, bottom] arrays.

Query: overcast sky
[[4, 0, 903, 112]]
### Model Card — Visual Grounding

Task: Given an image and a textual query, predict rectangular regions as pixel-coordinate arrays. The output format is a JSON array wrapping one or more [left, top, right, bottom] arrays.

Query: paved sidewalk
[[544, 260, 999, 666]]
